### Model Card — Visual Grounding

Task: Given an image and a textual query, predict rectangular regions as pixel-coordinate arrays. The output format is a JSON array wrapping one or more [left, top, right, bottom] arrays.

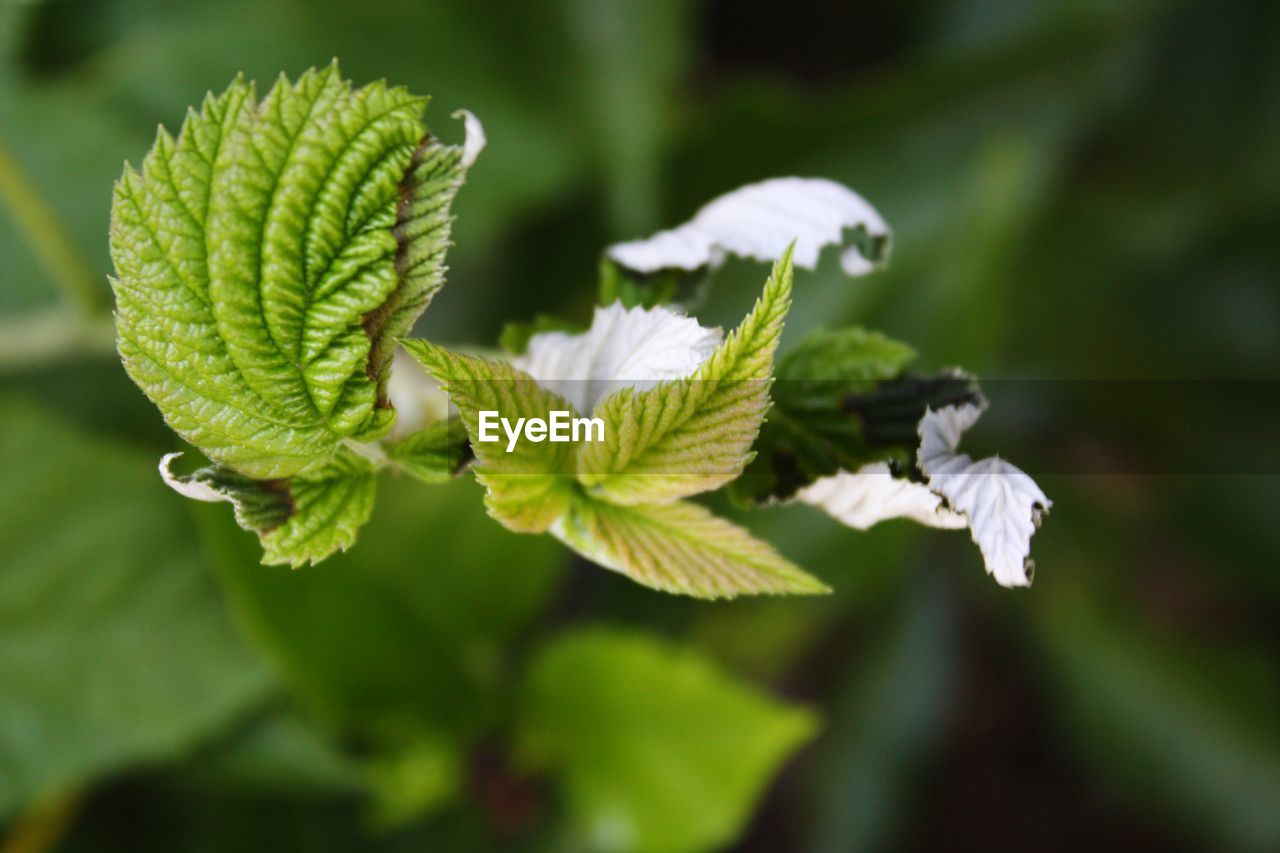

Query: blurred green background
[[2, 0, 1278, 850]]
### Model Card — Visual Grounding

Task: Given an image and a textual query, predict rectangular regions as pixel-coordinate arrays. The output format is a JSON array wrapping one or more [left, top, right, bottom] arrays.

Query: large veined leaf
[[518, 629, 819, 852], [0, 399, 271, 819], [401, 341, 578, 533], [575, 252, 793, 506], [110, 64, 474, 480], [551, 495, 828, 598]]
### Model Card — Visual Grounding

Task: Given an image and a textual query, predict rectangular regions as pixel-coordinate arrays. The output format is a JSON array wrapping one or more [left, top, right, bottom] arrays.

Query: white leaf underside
[[513, 302, 721, 414], [159, 452, 227, 503], [606, 177, 890, 277], [799, 403, 1050, 588], [452, 109, 486, 169], [385, 349, 451, 438], [917, 403, 1051, 588], [796, 461, 966, 531]]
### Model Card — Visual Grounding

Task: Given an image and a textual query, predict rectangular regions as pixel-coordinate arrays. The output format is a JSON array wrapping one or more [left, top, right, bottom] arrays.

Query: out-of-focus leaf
[[559, 0, 689, 234], [806, 577, 957, 853], [1036, 577, 1280, 851], [499, 313, 584, 357], [519, 628, 819, 853], [181, 709, 361, 796], [195, 473, 563, 739], [0, 397, 271, 818], [366, 730, 462, 828]]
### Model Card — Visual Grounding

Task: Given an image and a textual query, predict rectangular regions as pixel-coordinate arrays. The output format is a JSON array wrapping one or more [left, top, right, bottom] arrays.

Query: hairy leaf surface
[[552, 495, 828, 599]]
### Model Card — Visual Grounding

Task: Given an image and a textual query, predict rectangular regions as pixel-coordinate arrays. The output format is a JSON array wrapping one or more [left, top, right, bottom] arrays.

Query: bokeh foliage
[[1, 0, 1278, 850]]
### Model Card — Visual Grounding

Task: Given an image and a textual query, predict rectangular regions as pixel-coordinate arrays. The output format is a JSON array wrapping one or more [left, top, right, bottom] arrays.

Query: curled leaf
[[512, 302, 721, 415], [796, 461, 966, 531], [160, 450, 376, 567], [606, 177, 890, 279], [917, 403, 1051, 588]]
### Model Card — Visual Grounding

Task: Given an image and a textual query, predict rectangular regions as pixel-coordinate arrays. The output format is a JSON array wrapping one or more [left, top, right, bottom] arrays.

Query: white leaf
[[513, 302, 721, 414], [797, 462, 967, 531], [386, 349, 451, 438], [159, 452, 231, 503], [451, 109, 486, 169], [917, 403, 1051, 588], [606, 177, 890, 277]]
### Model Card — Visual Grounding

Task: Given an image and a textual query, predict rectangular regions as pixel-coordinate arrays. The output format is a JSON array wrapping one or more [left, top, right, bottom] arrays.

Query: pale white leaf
[[606, 177, 890, 277], [386, 349, 451, 438], [451, 109, 486, 169], [797, 462, 967, 531], [513, 302, 721, 414], [918, 403, 1052, 588], [159, 452, 230, 503]]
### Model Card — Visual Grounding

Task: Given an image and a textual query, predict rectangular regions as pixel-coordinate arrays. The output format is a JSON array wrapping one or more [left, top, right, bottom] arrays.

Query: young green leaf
[[385, 416, 472, 484], [111, 65, 474, 479], [401, 340, 577, 533], [575, 251, 794, 506], [519, 629, 820, 852], [161, 448, 377, 567], [731, 328, 980, 505], [551, 495, 829, 599]]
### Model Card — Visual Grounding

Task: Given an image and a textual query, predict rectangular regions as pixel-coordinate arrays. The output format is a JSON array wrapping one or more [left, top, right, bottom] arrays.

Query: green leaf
[[385, 416, 472, 484], [598, 256, 710, 310], [553, 495, 828, 599], [401, 340, 577, 533], [776, 326, 916, 384], [498, 313, 584, 356], [576, 250, 793, 506], [0, 398, 271, 819], [731, 328, 981, 504], [519, 628, 819, 853], [162, 448, 377, 568], [196, 473, 564, 739], [110, 64, 470, 479]]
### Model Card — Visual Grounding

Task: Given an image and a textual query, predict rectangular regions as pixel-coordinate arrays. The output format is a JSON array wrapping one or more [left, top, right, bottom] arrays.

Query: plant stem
[[0, 138, 105, 316], [0, 309, 116, 373], [0, 792, 82, 853]]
